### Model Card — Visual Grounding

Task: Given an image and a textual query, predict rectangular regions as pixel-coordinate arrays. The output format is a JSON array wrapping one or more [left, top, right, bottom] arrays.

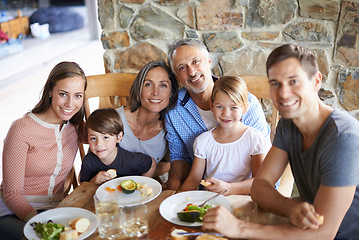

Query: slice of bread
[[200, 180, 211, 187], [107, 169, 117, 179], [60, 229, 78, 240], [317, 215, 324, 225], [70, 217, 90, 233], [139, 186, 153, 196], [171, 229, 188, 240]]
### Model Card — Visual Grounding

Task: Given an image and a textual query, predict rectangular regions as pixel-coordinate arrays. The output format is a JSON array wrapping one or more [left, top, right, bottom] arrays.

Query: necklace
[[136, 111, 141, 140], [135, 110, 162, 141]]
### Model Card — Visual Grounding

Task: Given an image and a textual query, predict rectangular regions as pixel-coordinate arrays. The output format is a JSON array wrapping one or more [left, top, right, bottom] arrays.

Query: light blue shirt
[[117, 107, 167, 163], [165, 78, 270, 164]]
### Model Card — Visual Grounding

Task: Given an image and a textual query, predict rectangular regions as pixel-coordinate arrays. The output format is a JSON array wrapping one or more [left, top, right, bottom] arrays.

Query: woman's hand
[[205, 177, 231, 196], [289, 201, 321, 229], [90, 171, 111, 185]]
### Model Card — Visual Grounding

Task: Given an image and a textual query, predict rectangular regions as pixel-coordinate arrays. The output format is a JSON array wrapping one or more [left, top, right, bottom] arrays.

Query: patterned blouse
[[1, 113, 78, 220]]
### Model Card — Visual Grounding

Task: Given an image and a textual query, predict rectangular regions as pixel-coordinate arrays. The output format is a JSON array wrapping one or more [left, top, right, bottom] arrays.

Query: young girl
[[180, 76, 270, 195], [79, 108, 157, 185]]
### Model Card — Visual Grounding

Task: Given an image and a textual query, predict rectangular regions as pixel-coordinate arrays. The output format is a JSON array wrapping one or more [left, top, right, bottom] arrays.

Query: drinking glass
[[122, 204, 148, 237], [94, 193, 123, 239]]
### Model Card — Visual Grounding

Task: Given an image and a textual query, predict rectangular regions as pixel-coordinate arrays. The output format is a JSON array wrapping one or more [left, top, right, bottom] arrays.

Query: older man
[[165, 38, 270, 190], [202, 43, 359, 240]]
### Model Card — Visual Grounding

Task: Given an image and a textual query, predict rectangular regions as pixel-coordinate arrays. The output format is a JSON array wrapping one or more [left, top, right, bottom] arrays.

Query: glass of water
[[122, 204, 148, 237], [94, 193, 122, 239]]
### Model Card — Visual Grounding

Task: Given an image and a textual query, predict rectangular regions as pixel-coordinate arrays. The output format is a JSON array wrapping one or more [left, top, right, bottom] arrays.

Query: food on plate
[[138, 183, 153, 196], [59, 229, 78, 240], [177, 204, 212, 222], [107, 169, 117, 179], [31, 220, 65, 240], [31, 217, 90, 240], [118, 179, 153, 196], [171, 228, 188, 240], [200, 180, 212, 187], [196, 234, 227, 240], [105, 186, 116, 193], [70, 217, 90, 233], [317, 215, 324, 225], [177, 210, 201, 222], [120, 179, 137, 194]]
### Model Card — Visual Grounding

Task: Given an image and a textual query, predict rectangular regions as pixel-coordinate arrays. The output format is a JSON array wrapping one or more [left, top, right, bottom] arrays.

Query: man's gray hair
[[168, 38, 210, 71]]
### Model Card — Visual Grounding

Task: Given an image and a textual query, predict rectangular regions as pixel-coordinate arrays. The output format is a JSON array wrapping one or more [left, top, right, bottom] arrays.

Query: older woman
[[116, 59, 178, 178], [0, 62, 87, 240]]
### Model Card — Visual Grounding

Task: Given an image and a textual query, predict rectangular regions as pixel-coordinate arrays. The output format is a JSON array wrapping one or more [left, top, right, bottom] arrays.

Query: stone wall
[[98, 0, 359, 119]]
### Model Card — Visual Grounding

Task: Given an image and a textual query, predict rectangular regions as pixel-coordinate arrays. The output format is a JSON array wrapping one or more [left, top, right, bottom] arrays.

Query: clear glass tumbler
[[94, 193, 123, 239], [122, 204, 148, 237]]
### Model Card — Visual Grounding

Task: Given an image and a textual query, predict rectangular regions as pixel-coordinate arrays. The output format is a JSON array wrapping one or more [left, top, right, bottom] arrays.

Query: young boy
[[79, 108, 156, 185]]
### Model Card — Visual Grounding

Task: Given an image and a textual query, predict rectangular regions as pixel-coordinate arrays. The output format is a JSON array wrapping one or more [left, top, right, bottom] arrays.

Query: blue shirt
[[165, 78, 270, 164]]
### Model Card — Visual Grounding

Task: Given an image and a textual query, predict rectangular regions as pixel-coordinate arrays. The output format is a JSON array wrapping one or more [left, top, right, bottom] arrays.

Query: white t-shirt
[[117, 107, 167, 163], [194, 126, 270, 182], [196, 106, 218, 130]]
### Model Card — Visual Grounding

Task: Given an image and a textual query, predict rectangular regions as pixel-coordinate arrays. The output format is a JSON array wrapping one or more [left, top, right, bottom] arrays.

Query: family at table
[[1, 38, 359, 240]]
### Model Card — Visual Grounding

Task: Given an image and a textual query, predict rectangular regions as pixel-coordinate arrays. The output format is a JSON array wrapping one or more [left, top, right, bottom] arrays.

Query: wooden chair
[[63, 72, 137, 195], [240, 75, 294, 198]]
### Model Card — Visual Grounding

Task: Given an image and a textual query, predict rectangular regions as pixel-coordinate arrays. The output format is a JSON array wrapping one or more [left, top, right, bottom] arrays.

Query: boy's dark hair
[[86, 108, 123, 137], [266, 44, 318, 79]]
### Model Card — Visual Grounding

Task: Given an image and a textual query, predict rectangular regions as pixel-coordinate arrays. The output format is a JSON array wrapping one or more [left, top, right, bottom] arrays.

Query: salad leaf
[[30, 220, 64, 240]]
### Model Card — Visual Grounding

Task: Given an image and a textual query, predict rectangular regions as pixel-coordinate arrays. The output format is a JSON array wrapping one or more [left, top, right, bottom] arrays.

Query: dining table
[[53, 181, 288, 240]]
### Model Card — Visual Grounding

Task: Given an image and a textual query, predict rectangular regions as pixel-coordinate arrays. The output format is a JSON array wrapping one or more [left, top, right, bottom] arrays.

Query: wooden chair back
[[239, 75, 278, 141], [64, 72, 137, 195], [84, 72, 137, 119], [240, 75, 294, 198]]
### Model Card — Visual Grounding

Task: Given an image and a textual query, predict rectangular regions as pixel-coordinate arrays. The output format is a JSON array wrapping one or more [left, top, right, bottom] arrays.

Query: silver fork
[[198, 189, 227, 208]]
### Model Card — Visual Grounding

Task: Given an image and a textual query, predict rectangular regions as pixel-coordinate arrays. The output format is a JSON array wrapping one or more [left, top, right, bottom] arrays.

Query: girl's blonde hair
[[211, 76, 249, 110]]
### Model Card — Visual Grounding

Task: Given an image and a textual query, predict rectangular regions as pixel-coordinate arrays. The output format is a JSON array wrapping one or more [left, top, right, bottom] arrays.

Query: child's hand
[[205, 177, 231, 196], [90, 171, 112, 185]]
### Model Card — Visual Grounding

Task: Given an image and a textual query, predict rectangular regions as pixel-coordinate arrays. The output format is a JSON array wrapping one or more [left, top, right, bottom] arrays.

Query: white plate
[[95, 176, 162, 207], [159, 190, 232, 227], [23, 207, 97, 240]]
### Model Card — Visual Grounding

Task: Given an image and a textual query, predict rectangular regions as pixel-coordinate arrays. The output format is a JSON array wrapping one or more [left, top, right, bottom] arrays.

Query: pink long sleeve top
[[1, 113, 78, 220]]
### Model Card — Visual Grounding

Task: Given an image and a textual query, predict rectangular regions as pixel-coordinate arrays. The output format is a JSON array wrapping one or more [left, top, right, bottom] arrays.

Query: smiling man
[[164, 38, 270, 191], [202, 44, 359, 240]]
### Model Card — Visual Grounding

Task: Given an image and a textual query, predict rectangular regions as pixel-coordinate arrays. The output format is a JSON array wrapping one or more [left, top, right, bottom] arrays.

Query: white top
[[116, 107, 167, 163], [194, 126, 270, 183], [196, 106, 218, 130]]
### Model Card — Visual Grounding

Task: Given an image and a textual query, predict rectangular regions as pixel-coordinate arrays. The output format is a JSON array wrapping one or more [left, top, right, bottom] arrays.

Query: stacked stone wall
[[98, 0, 359, 119]]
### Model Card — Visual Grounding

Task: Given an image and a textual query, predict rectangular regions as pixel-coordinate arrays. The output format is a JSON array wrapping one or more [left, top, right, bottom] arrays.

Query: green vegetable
[[31, 220, 64, 240], [177, 210, 201, 222], [120, 179, 137, 194], [177, 204, 212, 222]]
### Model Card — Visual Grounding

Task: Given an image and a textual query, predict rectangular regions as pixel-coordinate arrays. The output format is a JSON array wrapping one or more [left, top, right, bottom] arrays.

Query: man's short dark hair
[[266, 44, 318, 79]]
